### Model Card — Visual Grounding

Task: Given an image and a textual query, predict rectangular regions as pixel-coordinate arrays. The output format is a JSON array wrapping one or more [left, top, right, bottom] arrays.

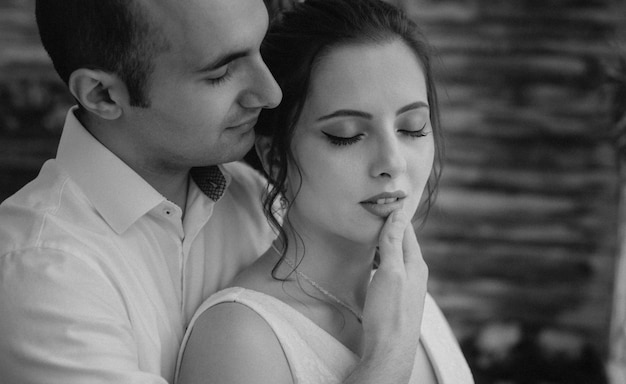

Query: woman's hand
[[360, 210, 428, 383]]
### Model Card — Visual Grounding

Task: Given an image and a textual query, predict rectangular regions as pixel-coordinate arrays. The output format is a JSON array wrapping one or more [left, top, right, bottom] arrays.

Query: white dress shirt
[[0, 108, 275, 384]]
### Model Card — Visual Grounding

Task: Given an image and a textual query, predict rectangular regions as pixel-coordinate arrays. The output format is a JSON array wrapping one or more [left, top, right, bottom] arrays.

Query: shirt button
[[163, 208, 172, 216]]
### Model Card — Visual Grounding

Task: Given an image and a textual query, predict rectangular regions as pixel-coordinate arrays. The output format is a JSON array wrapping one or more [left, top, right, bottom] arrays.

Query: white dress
[[175, 287, 474, 384]]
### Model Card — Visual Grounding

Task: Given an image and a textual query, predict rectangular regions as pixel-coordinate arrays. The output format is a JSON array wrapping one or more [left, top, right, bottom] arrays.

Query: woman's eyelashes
[[322, 122, 430, 147], [400, 122, 430, 138], [322, 132, 363, 146]]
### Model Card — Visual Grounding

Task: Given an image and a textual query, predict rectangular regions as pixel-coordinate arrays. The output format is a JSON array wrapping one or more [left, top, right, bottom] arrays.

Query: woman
[[176, 0, 473, 383]]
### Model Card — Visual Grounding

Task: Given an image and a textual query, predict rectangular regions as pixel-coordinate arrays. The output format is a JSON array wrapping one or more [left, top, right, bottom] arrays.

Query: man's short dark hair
[[35, 0, 170, 107]]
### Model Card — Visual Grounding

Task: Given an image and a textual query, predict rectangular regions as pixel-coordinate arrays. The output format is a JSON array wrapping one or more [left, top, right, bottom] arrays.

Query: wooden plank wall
[[604, 18, 626, 384], [3, 0, 626, 383], [0, 0, 72, 201], [394, 0, 624, 382]]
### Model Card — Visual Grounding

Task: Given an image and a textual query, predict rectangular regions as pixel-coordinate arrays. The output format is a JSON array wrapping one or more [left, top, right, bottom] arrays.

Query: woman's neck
[[276, 224, 376, 310]]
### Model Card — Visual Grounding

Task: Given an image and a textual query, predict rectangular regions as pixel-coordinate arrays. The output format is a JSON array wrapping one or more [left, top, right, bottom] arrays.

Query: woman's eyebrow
[[317, 110, 372, 122], [396, 101, 429, 115], [317, 101, 430, 122]]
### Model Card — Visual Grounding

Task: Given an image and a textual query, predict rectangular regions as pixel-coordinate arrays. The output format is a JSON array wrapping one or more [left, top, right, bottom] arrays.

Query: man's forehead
[[140, 0, 197, 27], [146, 0, 269, 70], [144, 0, 268, 41]]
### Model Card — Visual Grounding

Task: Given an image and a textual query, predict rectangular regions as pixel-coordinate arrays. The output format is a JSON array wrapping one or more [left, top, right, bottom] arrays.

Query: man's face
[[122, 0, 282, 173]]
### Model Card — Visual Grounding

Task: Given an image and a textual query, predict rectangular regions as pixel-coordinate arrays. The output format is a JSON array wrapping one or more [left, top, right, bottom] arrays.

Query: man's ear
[[255, 135, 276, 178], [68, 69, 127, 120]]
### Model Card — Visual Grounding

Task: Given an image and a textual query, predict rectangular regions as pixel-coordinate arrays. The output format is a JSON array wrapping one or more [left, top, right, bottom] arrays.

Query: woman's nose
[[369, 133, 407, 179]]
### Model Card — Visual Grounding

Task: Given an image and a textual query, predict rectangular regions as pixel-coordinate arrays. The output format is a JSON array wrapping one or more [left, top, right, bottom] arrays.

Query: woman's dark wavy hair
[[253, 0, 444, 275], [35, 0, 169, 107]]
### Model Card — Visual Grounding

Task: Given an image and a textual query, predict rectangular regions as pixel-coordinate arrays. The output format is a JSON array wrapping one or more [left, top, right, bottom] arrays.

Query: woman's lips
[[360, 196, 405, 218]]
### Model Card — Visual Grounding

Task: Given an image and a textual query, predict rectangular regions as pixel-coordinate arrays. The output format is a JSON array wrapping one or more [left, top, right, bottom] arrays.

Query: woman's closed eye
[[399, 122, 430, 138], [322, 131, 363, 146]]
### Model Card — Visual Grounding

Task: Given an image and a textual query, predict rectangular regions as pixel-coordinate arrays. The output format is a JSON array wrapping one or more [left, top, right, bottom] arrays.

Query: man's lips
[[227, 115, 259, 130]]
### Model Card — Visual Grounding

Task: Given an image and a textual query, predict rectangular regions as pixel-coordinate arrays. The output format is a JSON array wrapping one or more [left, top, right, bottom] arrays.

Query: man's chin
[[215, 134, 256, 165]]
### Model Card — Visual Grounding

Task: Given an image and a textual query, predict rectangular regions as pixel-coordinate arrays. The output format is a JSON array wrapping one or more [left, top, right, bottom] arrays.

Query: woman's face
[[285, 40, 435, 246]]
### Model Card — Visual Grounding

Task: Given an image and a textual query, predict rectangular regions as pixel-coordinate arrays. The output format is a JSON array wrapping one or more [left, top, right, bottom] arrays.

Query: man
[[0, 0, 280, 382], [0, 0, 427, 383]]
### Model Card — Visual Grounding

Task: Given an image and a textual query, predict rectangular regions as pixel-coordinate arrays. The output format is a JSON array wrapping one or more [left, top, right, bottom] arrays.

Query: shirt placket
[[158, 201, 186, 308]]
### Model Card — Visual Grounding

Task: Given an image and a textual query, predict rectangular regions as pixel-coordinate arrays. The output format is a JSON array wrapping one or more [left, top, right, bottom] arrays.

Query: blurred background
[[1, 0, 625, 383]]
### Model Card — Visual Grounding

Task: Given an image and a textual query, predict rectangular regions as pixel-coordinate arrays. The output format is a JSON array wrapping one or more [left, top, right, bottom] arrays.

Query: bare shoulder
[[178, 301, 293, 384]]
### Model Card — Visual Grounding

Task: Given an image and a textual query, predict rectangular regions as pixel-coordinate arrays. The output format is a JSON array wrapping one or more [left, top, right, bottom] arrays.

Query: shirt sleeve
[[0, 248, 169, 384]]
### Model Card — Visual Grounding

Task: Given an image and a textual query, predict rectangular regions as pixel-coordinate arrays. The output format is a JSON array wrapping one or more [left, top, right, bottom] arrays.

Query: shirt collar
[[190, 166, 229, 202], [56, 107, 167, 234]]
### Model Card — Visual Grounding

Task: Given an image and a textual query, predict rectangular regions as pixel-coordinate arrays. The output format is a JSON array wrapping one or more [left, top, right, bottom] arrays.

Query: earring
[[279, 195, 288, 210]]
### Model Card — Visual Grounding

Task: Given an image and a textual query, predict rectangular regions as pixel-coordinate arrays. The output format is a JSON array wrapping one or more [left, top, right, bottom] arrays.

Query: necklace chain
[[272, 243, 363, 324]]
